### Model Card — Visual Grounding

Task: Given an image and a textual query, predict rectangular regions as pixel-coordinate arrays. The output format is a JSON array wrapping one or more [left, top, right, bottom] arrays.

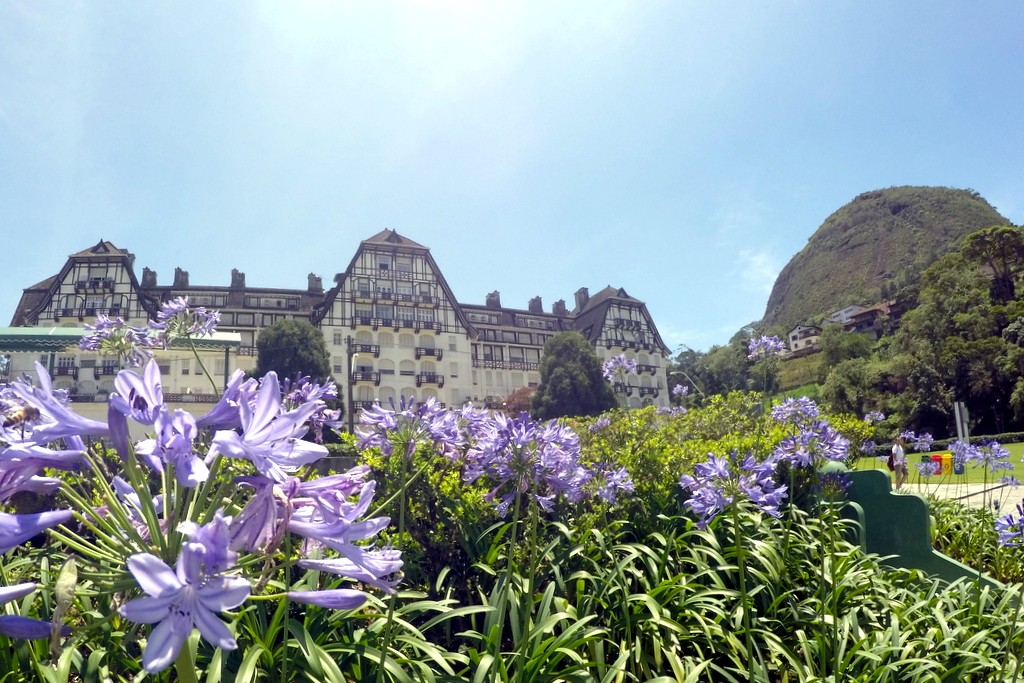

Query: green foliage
[[254, 318, 332, 383], [961, 224, 1024, 304], [531, 332, 616, 420]]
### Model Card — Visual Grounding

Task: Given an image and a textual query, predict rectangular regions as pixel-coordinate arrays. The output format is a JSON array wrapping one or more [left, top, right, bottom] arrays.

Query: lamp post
[[346, 336, 359, 433]]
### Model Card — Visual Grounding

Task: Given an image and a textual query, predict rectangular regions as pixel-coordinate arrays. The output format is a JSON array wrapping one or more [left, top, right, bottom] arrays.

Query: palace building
[[5, 230, 671, 415]]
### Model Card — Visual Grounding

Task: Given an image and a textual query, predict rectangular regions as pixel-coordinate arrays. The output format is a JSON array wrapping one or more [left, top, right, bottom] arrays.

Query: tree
[[503, 386, 535, 414], [254, 319, 332, 383], [961, 225, 1024, 304], [531, 332, 616, 420]]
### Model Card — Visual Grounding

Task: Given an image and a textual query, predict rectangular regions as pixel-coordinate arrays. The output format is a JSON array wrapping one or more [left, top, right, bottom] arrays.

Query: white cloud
[[735, 248, 779, 297]]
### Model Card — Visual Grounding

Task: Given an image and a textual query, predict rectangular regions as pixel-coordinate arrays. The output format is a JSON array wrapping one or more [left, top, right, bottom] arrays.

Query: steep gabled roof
[[572, 286, 670, 354], [70, 240, 132, 259], [360, 229, 428, 250]]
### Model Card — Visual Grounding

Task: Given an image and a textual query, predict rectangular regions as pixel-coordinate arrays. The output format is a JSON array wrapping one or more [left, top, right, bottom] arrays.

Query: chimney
[[574, 287, 590, 310], [173, 267, 189, 288], [528, 296, 543, 314], [141, 267, 157, 288], [307, 273, 323, 293], [230, 269, 246, 289], [485, 290, 502, 309], [552, 299, 568, 317]]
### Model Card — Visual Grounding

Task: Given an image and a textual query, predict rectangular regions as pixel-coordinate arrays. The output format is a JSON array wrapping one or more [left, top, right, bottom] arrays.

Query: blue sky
[[2, 2, 1022, 351]]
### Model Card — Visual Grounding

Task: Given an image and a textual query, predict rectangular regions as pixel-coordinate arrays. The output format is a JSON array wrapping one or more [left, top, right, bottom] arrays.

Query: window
[[333, 332, 343, 345], [375, 304, 394, 319], [397, 306, 415, 321], [396, 256, 412, 273], [448, 336, 457, 351], [158, 364, 170, 376], [182, 367, 190, 375], [377, 255, 391, 271], [378, 332, 394, 348], [450, 362, 459, 377], [416, 308, 434, 322], [399, 334, 414, 348], [236, 313, 255, 326]]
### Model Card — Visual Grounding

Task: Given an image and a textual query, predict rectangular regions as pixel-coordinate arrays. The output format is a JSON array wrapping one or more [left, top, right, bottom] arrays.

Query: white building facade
[[8, 231, 672, 415]]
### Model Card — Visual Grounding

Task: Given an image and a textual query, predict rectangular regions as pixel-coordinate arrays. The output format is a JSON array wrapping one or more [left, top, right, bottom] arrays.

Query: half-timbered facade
[[9, 231, 672, 414]]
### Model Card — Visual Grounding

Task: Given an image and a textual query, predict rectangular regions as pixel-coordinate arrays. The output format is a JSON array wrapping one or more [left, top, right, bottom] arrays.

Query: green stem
[[376, 451, 410, 683], [732, 503, 754, 683], [173, 644, 200, 683], [189, 336, 221, 397], [515, 501, 541, 683]]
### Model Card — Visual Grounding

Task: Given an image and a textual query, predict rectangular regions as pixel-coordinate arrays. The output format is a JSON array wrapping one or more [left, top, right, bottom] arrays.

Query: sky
[[2, 2, 1023, 352]]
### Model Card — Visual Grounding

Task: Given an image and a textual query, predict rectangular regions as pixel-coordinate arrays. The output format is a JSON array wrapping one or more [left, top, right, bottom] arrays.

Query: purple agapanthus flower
[[917, 461, 940, 478], [899, 430, 934, 453], [227, 477, 280, 552], [0, 582, 70, 640], [119, 544, 250, 673], [109, 360, 165, 426], [773, 419, 849, 468], [588, 416, 611, 433], [747, 335, 786, 361], [462, 412, 590, 516], [602, 354, 638, 382], [152, 296, 221, 341], [860, 440, 877, 456], [209, 372, 328, 482], [771, 396, 820, 424], [864, 411, 886, 424], [679, 452, 788, 528], [672, 383, 688, 398], [80, 315, 159, 367], [357, 396, 463, 460], [287, 476, 403, 595], [195, 370, 258, 431], [287, 588, 368, 610], [953, 439, 1014, 473], [135, 406, 208, 487], [0, 509, 74, 553], [178, 510, 238, 576], [589, 463, 634, 504], [5, 363, 109, 444], [996, 500, 1024, 547]]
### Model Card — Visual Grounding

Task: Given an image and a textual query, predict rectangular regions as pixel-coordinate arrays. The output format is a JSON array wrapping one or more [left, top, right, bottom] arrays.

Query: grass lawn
[[852, 442, 1024, 485]]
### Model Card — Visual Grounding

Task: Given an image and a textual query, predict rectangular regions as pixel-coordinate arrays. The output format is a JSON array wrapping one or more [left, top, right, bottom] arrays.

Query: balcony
[[636, 363, 659, 375], [471, 359, 539, 372], [374, 291, 395, 301], [613, 382, 633, 396], [164, 393, 219, 403], [414, 347, 443, 360], [415, 373, 444, 388], [238, 345, 256, 356], [638, 386, 659, 397], [605, 339, 650, 352], [350, 343, 380, 357], [94, 364, 119, 379], [54, 366, 79, 380], [354, 289, 373, 300], [418, 294, 435, 305], [613, 318, 642, 331], [351, 371, 382, 386]]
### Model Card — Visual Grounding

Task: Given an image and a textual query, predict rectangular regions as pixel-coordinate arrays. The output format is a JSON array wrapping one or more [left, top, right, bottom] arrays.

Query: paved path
[[897, 481, 1023, 517]]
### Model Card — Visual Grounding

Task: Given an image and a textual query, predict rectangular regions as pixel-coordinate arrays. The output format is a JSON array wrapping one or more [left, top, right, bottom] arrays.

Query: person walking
[[892, 436, 908, 490]]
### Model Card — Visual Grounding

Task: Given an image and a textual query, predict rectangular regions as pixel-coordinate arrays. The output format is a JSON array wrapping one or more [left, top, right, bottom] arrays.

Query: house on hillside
[[787, 323, 822, 356], [827, 305, 869, 325], [842, 300, 903, 338]]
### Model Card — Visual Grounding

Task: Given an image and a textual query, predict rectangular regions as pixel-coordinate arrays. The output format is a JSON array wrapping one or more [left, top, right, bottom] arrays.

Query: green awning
[[0, 327, 241, 353]]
